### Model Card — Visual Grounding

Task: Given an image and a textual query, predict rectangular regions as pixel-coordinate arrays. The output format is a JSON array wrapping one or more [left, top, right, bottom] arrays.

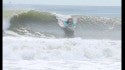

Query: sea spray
[[3, 19, 10, 31]]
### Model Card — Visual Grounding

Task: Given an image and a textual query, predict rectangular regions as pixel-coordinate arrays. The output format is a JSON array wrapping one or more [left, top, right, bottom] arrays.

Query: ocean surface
[[3, 4, 121, 70], [3, 4, 121, 17]]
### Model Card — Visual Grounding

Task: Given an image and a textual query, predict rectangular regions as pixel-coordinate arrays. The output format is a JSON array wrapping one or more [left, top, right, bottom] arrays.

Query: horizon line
[[3, 3, 121, 6]]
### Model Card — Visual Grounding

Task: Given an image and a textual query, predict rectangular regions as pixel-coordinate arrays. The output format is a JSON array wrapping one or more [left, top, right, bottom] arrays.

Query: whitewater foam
[[3, 36, 121, 61]]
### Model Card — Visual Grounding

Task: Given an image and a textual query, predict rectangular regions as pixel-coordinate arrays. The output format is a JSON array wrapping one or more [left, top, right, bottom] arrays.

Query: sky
[[3, 0, 121, 6]]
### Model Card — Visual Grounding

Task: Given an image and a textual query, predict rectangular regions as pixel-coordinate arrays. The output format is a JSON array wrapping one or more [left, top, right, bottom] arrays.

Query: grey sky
[[3, 0, 121, 6]]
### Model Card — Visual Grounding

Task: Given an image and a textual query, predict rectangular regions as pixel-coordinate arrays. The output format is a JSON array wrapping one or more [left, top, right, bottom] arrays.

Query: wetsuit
[[63, 21, 76, 38]]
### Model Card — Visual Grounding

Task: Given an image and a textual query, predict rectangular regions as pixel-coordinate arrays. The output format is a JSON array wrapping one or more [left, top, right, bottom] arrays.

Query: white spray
[[3, 19, 10, 31]]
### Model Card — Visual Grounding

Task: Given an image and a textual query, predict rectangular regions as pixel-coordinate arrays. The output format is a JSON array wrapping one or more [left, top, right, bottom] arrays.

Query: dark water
[[3, 4, 121, 17]]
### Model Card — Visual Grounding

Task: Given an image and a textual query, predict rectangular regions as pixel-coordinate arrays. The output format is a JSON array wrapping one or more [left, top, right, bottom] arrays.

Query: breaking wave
[[4, 10, 121, 39]]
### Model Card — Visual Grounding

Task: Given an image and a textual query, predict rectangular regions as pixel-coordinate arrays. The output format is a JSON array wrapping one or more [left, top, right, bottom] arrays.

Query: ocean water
[[3, 4, 121, 70], [3, 4, 121, 17]]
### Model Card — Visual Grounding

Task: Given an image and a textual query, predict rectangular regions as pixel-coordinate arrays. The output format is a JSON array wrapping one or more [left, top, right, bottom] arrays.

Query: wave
[[4, 10, 121, 39]]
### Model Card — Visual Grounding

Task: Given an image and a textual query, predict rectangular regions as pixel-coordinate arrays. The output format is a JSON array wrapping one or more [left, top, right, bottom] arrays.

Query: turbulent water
[[3, 10, 121, 39], [3, 4, 121, 70]]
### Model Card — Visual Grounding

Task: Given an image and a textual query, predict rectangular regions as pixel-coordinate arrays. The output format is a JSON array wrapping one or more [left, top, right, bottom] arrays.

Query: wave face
[[5, 10, 121, 39]]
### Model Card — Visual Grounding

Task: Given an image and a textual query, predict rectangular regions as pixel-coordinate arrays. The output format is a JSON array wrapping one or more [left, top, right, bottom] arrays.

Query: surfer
[[58, 17, 76, 38]]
